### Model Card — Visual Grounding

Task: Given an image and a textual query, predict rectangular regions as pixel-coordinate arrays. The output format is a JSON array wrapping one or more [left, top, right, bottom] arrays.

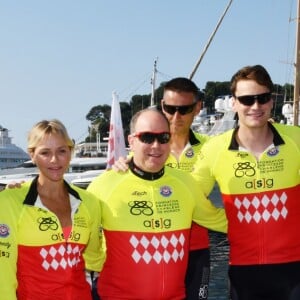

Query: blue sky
[[0, 0, 297, 151]]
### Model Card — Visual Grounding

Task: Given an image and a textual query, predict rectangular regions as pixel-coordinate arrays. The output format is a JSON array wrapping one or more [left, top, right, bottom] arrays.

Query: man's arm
[[192, 192, 227, 233]]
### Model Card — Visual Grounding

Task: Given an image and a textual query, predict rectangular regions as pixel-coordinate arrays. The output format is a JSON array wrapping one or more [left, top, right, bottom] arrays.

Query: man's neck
[[170, 132, 190, 159], [236, 124, 273, 159], [129, 159, 164, 180]]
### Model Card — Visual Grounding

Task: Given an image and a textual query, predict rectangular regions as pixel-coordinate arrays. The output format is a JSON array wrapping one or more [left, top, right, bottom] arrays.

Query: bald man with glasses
[[113, 77, 217, 300], [87, 107, 227, 300]]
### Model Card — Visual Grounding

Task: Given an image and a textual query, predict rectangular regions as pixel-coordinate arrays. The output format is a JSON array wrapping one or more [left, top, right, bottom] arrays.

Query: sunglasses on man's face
[[236, 92, 272, 106], [162, 101, 196, 115], [132, 132, 171, 144]]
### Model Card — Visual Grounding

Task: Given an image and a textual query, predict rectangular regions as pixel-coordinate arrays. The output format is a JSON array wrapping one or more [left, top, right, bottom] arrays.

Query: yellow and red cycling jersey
[[193, 122, 300, 265], [88, 162, 226, 300], [165, 130, 211, 251], [0, 177, 103, 300]]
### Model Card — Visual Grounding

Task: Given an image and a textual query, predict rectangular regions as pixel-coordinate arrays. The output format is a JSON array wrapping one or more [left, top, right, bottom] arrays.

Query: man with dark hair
[[194, 65, 300, 299], [161, 77, 212, 300]]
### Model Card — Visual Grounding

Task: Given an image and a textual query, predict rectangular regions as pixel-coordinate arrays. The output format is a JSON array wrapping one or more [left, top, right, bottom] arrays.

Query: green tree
[[202, 81, 230, 113], [86, 104, 111, 142], [85, 102, 131, 145], [84, 81, 293, 144]]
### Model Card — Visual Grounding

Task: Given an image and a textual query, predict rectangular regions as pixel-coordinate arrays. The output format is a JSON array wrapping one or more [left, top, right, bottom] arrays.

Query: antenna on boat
[[189, 0, 233, 80], [150, 58, 158, 107], [293, 0, 300, 125]]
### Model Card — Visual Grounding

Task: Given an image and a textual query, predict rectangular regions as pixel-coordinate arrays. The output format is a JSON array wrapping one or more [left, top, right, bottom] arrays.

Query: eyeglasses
[[133, 132, 171, 144], [236, 92, 272, 106], [162, 101, 196, 115]]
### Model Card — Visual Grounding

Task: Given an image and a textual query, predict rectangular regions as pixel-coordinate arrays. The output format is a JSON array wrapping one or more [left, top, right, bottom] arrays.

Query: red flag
[[106, 92, 127, 169]]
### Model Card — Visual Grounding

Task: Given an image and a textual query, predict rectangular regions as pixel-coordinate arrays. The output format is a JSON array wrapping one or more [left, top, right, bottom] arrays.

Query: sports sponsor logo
[[51, 231, 81, 242], [51, 233, 65, 241], [245, 178, 274, 189], [0, 224, 9, 238], [143, 218, 171, 229], [69, 231, 81, 242], [160, 185, 172, 197], [233, 162, 256, 178], [128, 201, 153, 216], [257, 159, 284, 173], [38, 216, 59, 231], [131, 191, 147, 196], [236, 152, 249, 158]]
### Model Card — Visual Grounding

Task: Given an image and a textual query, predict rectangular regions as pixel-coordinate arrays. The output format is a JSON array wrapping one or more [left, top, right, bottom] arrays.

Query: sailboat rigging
[[283, 0, 300, 125], [150, 58, 158, 107], [293, 0, 300, 125], [189, 0, 233, 80]]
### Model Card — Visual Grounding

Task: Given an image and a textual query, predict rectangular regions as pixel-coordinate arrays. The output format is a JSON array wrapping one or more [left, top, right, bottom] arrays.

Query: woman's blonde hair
[[27, 119, 74, 155]]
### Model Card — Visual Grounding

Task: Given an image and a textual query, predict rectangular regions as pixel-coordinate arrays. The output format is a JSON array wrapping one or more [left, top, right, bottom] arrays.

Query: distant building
[[0, 126, 29, 169]]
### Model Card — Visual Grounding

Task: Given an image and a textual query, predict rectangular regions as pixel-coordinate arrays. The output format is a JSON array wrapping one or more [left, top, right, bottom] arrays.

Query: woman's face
[[30, 133, 72, 183]]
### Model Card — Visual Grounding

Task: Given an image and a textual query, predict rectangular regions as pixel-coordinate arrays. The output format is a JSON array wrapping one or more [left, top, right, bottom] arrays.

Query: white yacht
[[0, 125, 29, 169], [0, 156, 107, 190], [192, 95, 237, 135]]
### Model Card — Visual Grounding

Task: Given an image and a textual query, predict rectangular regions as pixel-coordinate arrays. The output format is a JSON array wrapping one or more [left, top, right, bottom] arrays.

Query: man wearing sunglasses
[[193, 65, 300, 300], [161, 78, 213, 300], [113, 77, 215, 300], [88, 108, 227, 300]]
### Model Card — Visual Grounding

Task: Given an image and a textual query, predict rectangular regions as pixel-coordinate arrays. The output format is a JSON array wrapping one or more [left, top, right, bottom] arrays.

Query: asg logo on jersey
[[160, 185, 172, 197], [185, 149, 194, 158], [0, 224, 10, 237]]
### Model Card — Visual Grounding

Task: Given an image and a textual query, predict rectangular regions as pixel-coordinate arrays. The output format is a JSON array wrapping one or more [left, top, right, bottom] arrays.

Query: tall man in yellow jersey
[[193, 65, 300, 300], [88, 108, 227, 300]]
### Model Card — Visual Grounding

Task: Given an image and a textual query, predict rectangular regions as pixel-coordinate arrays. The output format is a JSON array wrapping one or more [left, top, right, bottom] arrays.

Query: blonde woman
[[0, 119, 103, 300]]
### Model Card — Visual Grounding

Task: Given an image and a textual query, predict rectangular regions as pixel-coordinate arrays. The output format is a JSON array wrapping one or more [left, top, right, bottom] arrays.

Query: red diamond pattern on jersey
[[234, 192, 288, 223], [130, 233, 185, 264], [40, 244, 82, 270]]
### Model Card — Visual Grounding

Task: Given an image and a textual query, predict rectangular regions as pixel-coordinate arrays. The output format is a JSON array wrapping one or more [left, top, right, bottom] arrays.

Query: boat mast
[[293, 0, 300, 125], [150, 58, 158, 107], [189, 0, 233, 80]]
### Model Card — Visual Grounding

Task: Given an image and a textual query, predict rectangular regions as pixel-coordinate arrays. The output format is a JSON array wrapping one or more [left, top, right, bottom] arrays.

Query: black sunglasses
[[236, 92, 272, 106], [162, 101, 196, 115], [133, 132, 171, 144]]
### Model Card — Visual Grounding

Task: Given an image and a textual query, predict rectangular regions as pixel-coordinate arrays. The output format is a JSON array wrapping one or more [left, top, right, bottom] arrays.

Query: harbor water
[[208, 186, 230, 300], [208, 231, 229, 299]]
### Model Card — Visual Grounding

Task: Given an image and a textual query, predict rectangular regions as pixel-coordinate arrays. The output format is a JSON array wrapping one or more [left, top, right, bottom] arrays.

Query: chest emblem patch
[[267, 147, 279, 157], [0, 224, 10, 237], [185, 149, 194, 158], [160, 185, 172, 197]]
